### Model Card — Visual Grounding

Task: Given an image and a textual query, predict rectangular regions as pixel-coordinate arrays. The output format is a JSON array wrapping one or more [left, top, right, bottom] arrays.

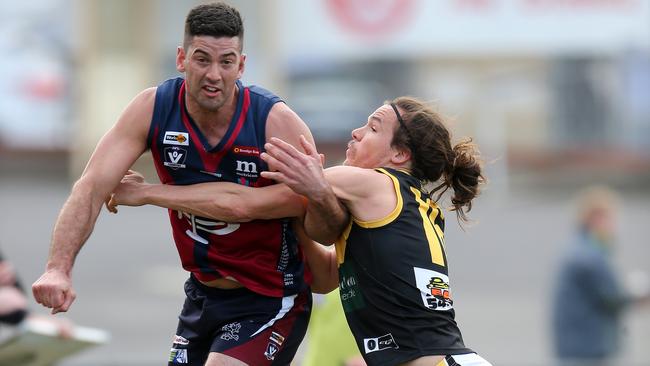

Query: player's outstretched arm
[[108, 170, 305, 222], [106, 102, 317, 222], [32, 88, 154, 314], [261, 136, 349, 244], [264, 104, 349, 243]]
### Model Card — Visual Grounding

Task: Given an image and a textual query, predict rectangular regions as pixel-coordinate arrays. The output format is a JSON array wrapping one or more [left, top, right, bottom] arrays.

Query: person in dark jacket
[[552, 186, 650, 366]]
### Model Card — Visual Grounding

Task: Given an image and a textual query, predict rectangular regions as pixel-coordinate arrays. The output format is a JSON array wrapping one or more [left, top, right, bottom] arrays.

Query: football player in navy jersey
[[109, 97, 493, 366], [32, 3, 343, 366]]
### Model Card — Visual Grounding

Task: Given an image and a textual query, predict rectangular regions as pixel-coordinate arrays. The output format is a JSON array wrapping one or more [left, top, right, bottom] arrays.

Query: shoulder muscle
[[265, 102, 315, 152]]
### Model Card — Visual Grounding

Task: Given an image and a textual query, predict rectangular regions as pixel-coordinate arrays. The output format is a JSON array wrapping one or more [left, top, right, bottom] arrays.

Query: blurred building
[[1, 1, 649, 365], [0, 0, 74, 151], [3, 0, 648, 189]]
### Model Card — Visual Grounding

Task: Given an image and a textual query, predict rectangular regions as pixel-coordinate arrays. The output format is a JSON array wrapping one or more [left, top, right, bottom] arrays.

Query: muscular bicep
[[265, 102, 315, 153], [323, 166, 381, 203], [323, 166, 395, 222]]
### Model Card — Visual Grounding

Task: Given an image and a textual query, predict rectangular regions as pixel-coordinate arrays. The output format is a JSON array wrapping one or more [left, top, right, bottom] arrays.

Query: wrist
[[140, 183, 156, 205], [44, 262, 72, 277], [308, 181, 336, 204]]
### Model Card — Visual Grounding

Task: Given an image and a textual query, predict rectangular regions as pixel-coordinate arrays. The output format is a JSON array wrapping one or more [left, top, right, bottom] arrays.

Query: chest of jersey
[[151, 80, 271, 187]]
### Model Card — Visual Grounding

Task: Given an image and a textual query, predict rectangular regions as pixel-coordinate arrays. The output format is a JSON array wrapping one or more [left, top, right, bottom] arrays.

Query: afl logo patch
[[164, 147, 187, 170], [164, 131, 189, 146]]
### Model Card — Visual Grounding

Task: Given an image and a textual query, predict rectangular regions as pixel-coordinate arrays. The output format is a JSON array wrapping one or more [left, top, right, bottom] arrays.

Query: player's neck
[[384, 161, 412, 174]]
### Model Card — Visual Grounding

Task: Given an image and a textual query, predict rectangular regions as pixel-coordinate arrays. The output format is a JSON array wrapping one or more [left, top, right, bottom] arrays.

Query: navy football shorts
[[168, 275, 312, 365]]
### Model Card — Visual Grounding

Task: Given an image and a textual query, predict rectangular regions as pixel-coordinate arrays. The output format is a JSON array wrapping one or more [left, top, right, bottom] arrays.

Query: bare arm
[[319, 165, 396, 223], [259, 137, 397, 292], [261, 136, 350, 244], [263, 105, 348, 243], [109, 170, 305, 222], [260, 136, 396, 234], [32, 88, 154, 314], [107, 101, 316, 223], [261, 104, 347, 288], [293, 220, 339, 294]]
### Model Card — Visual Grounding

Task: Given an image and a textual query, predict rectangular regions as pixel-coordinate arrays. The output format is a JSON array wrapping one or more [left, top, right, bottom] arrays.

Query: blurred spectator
[[301, 289, 366, 366], [0, 248, 72, 337], [551, 186, 650, 366], [0, 250, 28, 326]]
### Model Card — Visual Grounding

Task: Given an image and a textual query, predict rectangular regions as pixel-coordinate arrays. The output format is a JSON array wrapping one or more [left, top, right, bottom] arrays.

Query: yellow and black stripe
[[336, 167, 448, 269]]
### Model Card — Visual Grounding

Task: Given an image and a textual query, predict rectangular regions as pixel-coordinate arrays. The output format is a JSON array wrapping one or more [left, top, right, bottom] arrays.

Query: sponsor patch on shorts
[[264, 342, 279, 360], [270, 331, 285, 346], [220, 322, 241, 341], [173, 335, 189, 346], [169, 348, 188, 364]]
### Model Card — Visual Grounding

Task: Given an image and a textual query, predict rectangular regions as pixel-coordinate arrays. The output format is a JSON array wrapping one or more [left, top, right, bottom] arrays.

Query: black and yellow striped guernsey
[[335, 167, 472, 366]]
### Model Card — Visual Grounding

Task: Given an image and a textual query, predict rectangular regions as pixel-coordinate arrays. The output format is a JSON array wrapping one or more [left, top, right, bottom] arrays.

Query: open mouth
[[202, 85, 221, 96]]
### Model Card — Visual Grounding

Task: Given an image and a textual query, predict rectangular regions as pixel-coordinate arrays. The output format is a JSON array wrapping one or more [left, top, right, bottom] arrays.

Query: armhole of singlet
[[334, 220, 354, 266], [146, 88, 160, 149], [146, 80, 177, 149], [352, 168, 403, 229]]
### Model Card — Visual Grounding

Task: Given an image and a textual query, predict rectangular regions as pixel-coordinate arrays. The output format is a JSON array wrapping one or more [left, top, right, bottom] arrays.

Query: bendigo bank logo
[[233, 145, 260, 156]]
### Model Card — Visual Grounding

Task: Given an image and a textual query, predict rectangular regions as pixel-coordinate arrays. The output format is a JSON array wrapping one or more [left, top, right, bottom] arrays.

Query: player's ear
[[237, 53, 246, 79], [176, 46, 186, 73], [391, 147, 411, 165]]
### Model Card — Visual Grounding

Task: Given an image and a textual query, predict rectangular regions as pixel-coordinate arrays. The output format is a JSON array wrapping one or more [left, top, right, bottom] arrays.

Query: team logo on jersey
[[235, 160, 258, 178], [169, 348, 188, 364], [233, 145, 260, 156], [264, 342, 279, 360], [363, 333, 399, 354], [177, 211, 240, 244], [414, 267, 453, 311], [220, 322, 241, 341], [164, 147, 187, 169], [163, 131, 189, 146]]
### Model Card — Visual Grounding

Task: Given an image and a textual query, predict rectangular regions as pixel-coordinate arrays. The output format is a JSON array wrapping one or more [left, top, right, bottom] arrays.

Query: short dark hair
[[184, 2, 244, 50], [389, 97, 485, 223]]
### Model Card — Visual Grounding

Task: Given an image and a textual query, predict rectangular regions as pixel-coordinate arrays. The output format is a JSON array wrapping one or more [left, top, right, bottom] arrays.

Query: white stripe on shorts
[[440, 353, 493, 366], [249, 294, 296, 338]]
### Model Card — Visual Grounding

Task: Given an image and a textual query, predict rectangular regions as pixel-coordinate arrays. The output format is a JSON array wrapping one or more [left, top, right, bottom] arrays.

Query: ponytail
[[389, 97, 486, 224], [447, 138, 484, 223]]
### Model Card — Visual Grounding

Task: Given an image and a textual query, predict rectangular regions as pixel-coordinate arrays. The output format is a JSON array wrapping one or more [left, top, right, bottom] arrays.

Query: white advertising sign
[[278, 0, 650, 58]]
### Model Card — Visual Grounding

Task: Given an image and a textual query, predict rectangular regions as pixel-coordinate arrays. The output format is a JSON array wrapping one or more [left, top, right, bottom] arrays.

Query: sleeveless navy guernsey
[[147, 77, 310, 297]]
